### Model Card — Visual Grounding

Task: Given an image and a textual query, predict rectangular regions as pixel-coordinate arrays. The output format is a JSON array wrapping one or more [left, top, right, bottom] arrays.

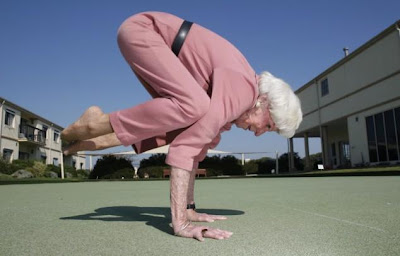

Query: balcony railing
[[19, 125, 46, 145]]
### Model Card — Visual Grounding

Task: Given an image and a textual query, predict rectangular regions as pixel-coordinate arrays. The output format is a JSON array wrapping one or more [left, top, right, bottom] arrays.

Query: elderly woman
[[62, 11, 302, 242]]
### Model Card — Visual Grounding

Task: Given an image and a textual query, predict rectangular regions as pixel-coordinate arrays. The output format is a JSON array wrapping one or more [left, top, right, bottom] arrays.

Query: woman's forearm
[[170, 166, 191, 234], [187, 166, 197, 204]]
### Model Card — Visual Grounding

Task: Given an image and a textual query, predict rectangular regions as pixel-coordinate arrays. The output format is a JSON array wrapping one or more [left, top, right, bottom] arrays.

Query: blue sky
[[1, 0, 399, 161]]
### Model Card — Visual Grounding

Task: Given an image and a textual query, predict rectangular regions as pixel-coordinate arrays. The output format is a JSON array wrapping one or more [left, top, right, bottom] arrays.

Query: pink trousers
[[109, 14, 210, 149]]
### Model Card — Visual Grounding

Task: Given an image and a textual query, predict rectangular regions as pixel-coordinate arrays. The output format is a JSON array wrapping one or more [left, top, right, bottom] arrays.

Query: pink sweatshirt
[[111, 12, 259, 171]]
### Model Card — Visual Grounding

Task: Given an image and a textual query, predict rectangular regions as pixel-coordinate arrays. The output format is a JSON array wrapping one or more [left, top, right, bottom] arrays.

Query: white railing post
[[60, 141, 64, 179]]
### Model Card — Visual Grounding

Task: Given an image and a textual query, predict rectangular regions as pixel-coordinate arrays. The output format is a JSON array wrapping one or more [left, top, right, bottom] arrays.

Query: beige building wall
[[1, 138, 19, 161], [298, 29, 400, 131], [1, 106, 21, 142], [0, 98, 86, 169], [348, 98, 400, 165], [295, 21, 400, 168], [1, 105, 20, 161]]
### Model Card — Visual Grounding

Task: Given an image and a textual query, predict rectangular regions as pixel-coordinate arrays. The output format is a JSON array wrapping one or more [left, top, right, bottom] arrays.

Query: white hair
[[258, 71, 303, 138]]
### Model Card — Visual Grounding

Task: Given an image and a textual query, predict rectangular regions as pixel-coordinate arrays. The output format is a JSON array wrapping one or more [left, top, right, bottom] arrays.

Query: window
[[366, 107, 400, 163], [54, 130, 60, 143], [2, 149, 13, 162], [53, 158, 59, 166], [321, 78, 329, 96], [366, 116, 378, 162], [395, 107, 400, 156], [42, 125, 48, 139], [340, 142, 351, 165], [331, 143, 337, 165], [19, 152, 29, 160], [375, 113, 387, 162], [384, 110, 398, 161], [5, 109, 15, 127]]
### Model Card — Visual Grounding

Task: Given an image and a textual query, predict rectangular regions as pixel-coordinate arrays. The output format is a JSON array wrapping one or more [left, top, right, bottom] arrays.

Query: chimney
[[343, 47, 349, 57]]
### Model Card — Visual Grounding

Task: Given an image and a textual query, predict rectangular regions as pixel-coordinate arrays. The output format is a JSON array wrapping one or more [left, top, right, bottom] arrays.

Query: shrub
[[89, 155, 133, 179], [103, 168, 135, 179], [11, 159, 35, 173], [137, 166, 165, 178], [46, 165, 83, 178], [243, 161, 258, 174], [32, 161, 47, 177], [46, 164, 61, 177], [0, 172, 12, 179], [220, 155, 243, 175], [18, 161, 53, 178], [0, 157, 13, 175], [26, 167, 41, 177], [64, 165, 77, 177], [44, 171, 58, 178], [6, 160, 49, 177], [205, 168, 223, 177], [139, 154, 166, 168], [199, 155, 222, 171], [256, 157, 276, 174], [76, 169, 89, 178], [278, 153, 304, 172]]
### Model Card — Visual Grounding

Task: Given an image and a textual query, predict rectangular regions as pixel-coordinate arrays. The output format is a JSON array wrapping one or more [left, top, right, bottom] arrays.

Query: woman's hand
[[170, 167, 232, 241], [175, 222, 233, 242], [187, 209, 227, 222]]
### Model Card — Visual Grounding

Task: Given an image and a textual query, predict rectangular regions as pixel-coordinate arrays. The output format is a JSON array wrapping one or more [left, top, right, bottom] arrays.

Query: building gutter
[[315, 79, 326, 166], [397, 21, 400, 38], [0, 100, 5, 153], [296, 20, 400, 95]]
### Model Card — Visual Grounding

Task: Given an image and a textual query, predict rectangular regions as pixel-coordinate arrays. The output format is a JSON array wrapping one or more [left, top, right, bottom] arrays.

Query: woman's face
[[234, 107, 277, 136]]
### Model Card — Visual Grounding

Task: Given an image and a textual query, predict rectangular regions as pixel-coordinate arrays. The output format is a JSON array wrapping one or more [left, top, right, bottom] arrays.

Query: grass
[[1, 177, 399, 255], [1, 165, 399, 185], [0, 173, 88, 184], [303, 166, 400, 175], [0, 173, 13, 180]]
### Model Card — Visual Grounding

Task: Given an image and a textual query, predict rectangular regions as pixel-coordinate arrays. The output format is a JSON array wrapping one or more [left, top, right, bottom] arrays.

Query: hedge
[[137, 166, 166, 179], [102, 168, 135, 179], [0, 158, 89, 178]]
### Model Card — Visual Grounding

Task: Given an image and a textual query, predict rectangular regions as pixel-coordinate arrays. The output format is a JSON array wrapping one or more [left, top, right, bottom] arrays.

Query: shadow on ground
[[60, 206, 245, 235]]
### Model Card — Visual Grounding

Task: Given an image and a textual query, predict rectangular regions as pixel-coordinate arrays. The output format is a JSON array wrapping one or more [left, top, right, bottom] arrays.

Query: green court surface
[[1, 177, 399, 256]]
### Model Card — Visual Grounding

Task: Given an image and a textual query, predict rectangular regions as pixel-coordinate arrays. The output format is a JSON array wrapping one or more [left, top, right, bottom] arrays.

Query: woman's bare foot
[[61, 106, 113, 142], [63, 133, 122, 155]]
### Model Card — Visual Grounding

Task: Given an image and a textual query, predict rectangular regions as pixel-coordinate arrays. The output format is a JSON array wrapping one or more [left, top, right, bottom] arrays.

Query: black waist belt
[[171, 20, 193, 57]]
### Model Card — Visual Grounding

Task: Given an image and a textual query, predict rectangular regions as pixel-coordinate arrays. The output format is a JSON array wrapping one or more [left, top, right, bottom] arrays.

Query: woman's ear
[[256, 94, 269, 108]]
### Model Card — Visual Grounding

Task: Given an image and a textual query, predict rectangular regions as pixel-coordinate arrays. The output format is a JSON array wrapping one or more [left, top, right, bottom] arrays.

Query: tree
[[255, 157, 276, 174], [278, 152, 304, 172], [243, 161, 258, 174], [89, 155, 134, 179], [220, 155, 243, 175], [199, 155, 243, 175], [303, 152, 322, 170], [199, 155, 223, 176], [139, 154, 167, 169], [199, 155, 221, 170]]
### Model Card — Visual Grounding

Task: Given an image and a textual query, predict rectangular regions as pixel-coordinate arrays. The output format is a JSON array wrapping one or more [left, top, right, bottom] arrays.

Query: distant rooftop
[[0, 96, 64, 130], [296, 20, 400, 94]]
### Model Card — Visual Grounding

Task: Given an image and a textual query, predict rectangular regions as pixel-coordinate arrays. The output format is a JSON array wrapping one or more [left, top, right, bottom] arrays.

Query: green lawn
[[1, 177, 399, 255], [2, 165, 400, 185], [303, 166, 400, 174]]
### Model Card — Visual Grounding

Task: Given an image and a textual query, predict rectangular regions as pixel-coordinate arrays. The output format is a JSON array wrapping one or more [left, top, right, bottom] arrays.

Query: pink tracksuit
[[109, 12, 259, 171]]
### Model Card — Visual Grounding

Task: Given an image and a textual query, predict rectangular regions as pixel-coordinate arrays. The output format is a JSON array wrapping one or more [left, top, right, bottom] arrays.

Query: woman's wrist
[[170, 167, 191, 234], [187, 202, 196, 210], [173, 220, 191, 235]]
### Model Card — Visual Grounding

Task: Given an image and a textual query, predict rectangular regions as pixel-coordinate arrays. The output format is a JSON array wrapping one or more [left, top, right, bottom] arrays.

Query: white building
[[293, 20, 400, 170], [0, 97, 85, 169]]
